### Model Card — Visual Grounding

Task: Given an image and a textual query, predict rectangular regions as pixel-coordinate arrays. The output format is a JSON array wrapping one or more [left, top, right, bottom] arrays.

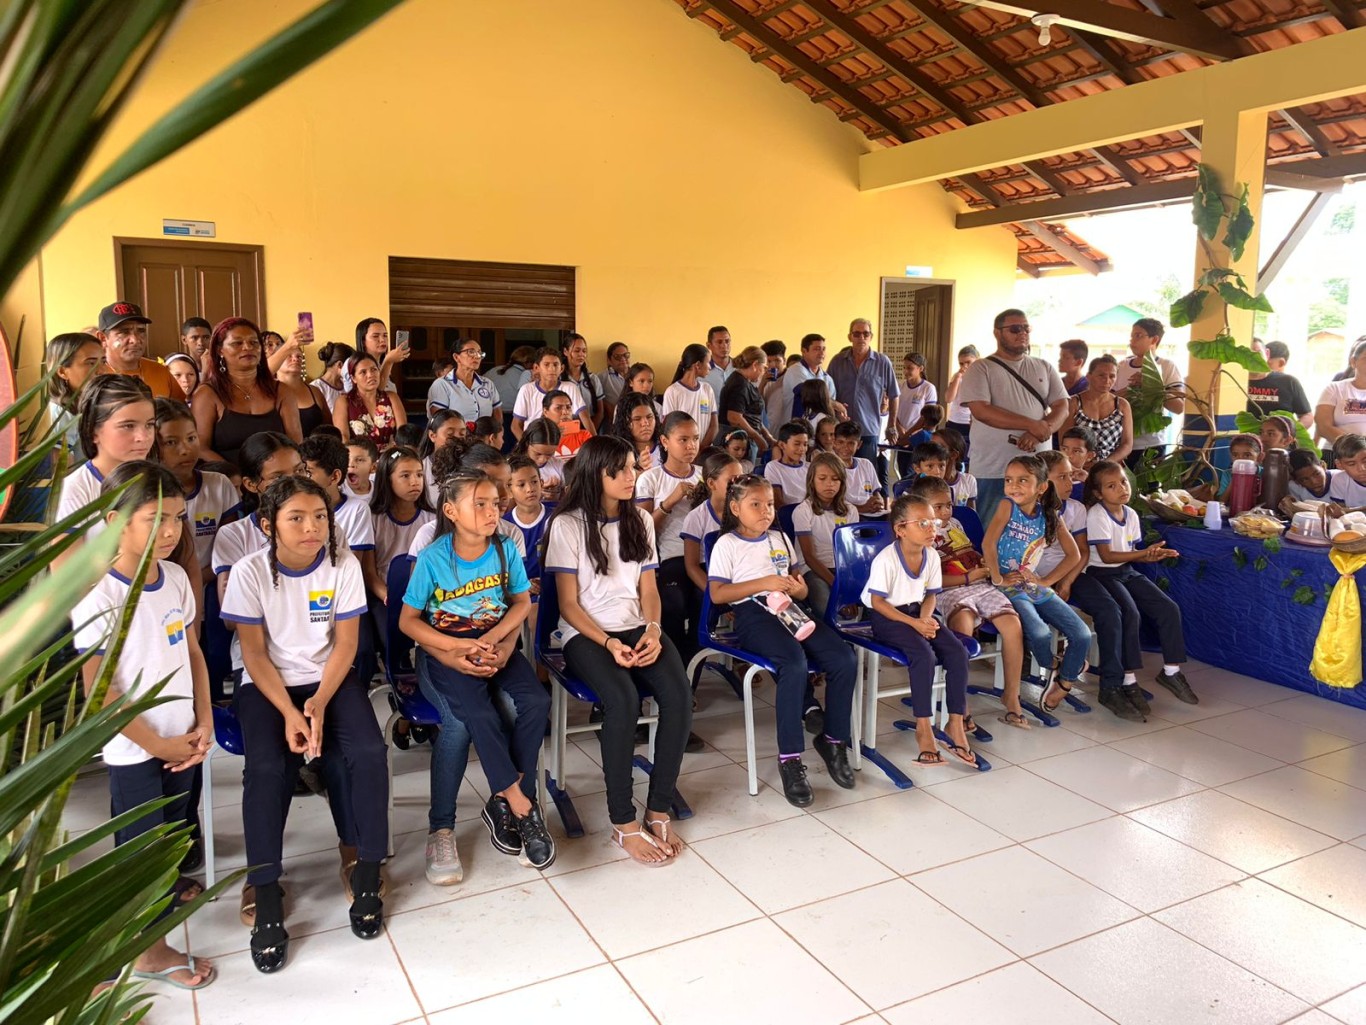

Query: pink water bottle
[[764, 591, 816, 640], [1227, 458, 1260, 517]]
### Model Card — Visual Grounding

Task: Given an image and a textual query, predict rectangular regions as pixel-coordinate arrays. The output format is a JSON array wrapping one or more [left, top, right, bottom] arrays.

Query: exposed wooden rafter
[[1318, 0, 1366, 29], [804, 0, 1074, 196], [894, 0, 1143, 186], [1016, 256, 1042, 277], [963, 1, 1252, 61], [1277, 107, 1339, 157], [957, 150, 1366, 228], [1019, 221, 1108, 274], [1260, 192, 1336, 289]]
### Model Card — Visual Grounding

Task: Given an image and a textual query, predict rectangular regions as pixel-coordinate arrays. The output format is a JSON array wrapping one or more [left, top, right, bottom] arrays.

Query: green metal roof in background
[[1078, 303, 1145, 329]]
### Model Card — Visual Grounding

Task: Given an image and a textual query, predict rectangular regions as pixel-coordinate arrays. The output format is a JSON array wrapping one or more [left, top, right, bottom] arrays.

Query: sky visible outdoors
[[1012, 180, 1365, 413]]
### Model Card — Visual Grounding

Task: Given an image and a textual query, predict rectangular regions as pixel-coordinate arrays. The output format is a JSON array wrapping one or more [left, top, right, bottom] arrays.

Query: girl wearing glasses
[[866, 494, 978, 768]]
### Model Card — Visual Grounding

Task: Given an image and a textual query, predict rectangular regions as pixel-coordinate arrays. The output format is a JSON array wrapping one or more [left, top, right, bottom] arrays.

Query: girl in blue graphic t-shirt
[[982, 454, 1092, 729], [399, 469, 555, 870]]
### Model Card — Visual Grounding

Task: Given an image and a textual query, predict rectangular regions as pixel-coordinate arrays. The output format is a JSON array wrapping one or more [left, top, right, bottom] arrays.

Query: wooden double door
[[115, 238, 266, 360]]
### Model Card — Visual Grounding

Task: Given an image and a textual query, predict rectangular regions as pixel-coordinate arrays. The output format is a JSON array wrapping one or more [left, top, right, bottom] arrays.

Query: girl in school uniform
[[156, 398, 236, 587], [73, 461, 215, 991], [513, 418, 566, 501], [418, 410, 465, 505], [662, 344, 717, 450], [634, 411, 702, 665], [211, 432, 313, 603], [793, 451, 859, 619], [45, 331, 103, 454], [400, 468, 555, 871], [221, 476, 388, 972], [369, 445, 435, 600], [865, 492, 977, 768], [708, 474, 858, 807], [681, 451, 744, 593], [56, 374, 157, 536], [611, 392, 662, 473], [544, 435, 693, 865]]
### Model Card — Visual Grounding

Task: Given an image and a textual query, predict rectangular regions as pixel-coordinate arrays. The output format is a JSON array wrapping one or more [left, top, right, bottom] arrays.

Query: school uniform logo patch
[[165, 620, 185, 645], [769, 548, 790, 573], [194, 513, 217, 536], [309, 590, 334, 622]]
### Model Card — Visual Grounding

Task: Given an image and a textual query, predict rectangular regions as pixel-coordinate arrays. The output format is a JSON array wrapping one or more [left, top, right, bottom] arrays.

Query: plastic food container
[[1291, 511, 1325, 539]]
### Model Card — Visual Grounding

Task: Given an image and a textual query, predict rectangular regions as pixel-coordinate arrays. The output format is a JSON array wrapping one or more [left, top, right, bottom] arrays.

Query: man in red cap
[[96, 301, 187, 402]]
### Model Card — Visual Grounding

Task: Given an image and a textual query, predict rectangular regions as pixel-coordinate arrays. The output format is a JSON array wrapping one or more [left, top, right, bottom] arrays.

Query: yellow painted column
[[1185, 108, 1268, 419]]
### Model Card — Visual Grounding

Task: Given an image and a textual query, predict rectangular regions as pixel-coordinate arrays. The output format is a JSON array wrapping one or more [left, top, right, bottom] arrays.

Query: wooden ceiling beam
[[805, 0, 1074, 196], [965, 1, 1252, 61], [1260, 191, 1335, 289], [1019, 220, 1107, 273], [956, 151, 1366, 228], [895, 1, 1143, 186], [706, 0, 912, 142], [1017, 257, 1042, 277], [1318, 0, 1366, 29], [1277, 107, 1339, 157]]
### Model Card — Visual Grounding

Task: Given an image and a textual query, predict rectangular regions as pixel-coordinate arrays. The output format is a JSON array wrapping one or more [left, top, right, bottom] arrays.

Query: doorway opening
[[388, 256, 576, 419], [879, 277, 956, 389], [114, 237, 266, 359]]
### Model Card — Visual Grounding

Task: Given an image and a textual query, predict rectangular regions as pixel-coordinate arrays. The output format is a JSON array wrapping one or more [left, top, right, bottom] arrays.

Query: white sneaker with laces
[[424, 828, 463, 886]]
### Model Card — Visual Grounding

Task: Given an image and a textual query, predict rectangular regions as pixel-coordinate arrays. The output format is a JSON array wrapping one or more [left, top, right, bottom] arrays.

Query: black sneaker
[[1123, 684, 1151, 716], [179, 837, 204, 873], [778, 759, 814, 807], [1100, 688, 1145, 722], [481, 796, 523, 855], [803, 705, 825, 736], [515, 804, 556, 870], [1156, 670, 1199, 705], [814, 735, 855, 789]]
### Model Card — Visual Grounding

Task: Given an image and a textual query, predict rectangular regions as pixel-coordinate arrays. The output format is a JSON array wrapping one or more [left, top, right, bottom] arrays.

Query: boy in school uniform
[[764, 419, 812, 508]]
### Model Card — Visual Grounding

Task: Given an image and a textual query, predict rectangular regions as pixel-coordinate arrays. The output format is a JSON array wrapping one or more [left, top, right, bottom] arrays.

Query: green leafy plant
[[1127, 165, 1278, 495], [1, 2, 405, 1021]]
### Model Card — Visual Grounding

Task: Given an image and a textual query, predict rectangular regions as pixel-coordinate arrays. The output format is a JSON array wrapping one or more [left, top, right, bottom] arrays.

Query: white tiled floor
[[62, 662, 1366, 1024]]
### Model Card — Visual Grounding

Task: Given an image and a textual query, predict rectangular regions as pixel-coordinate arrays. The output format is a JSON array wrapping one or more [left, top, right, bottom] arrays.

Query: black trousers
[[563, 627, 692, 824], [869, 604, 969, 718], [235, 675, 388, 886], [657, 556, 701, 667], [1085, 565, 1186, 673], [109, 756, 196, 923]]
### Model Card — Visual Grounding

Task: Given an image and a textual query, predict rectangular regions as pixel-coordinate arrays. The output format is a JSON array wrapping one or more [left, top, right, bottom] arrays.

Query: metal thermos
[[1260, 448, 1290, 514]]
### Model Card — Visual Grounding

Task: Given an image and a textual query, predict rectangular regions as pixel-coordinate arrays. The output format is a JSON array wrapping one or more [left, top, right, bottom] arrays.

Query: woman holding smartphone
[[344, 318, 407, 394]]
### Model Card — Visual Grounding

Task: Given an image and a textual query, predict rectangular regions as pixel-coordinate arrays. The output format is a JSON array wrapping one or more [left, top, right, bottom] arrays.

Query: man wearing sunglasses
[[958, 309, 1069, 523], [427, 339, 503, 430]]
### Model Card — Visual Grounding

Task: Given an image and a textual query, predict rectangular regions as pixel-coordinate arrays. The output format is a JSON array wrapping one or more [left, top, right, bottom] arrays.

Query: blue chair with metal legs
[[535, 571, 691, 837], [201, 703, 245, 889], [693, 531, 803, 796], [383, 556, 450, 854], [825, 522, 990, 787]]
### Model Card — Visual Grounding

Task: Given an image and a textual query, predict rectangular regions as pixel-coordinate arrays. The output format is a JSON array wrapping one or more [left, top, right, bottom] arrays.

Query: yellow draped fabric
[[1310, 549, 1366, 688]]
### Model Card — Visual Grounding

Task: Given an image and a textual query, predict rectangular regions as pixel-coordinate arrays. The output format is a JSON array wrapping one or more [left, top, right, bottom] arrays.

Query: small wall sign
[[162, 219, 216, 238]]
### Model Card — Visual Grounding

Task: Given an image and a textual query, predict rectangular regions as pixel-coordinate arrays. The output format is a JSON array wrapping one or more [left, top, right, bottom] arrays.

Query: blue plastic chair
[[200, 703, 245, 888], [825, 522, 989, 784], [383, 556, 446, 853], [536, 571, 691, 837], [695, 531, 790, 796]]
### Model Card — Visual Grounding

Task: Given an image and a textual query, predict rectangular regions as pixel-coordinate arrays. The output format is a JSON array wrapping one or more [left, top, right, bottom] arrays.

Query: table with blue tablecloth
[[1146, 521, 1366, 710]]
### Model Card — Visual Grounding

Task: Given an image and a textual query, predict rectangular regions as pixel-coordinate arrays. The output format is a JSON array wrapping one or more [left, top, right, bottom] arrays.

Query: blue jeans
[[415, 649, 516, 832], [1008, 591, 1092, 681], [976, 478, 1005, 527]]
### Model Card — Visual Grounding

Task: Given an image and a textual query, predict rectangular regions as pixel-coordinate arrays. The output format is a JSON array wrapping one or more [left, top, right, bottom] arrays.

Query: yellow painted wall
[[35, 0, 1015, 376]]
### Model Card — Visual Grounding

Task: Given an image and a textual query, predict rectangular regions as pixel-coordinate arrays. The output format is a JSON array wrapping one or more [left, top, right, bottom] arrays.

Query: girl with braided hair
[[220, 475, 388, 973]]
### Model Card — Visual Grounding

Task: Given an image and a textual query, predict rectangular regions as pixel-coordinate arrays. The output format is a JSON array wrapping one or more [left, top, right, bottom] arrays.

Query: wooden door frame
[[113, 236, 268, 324]]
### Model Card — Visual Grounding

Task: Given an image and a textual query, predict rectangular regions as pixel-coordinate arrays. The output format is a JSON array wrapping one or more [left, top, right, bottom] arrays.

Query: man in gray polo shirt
[[827, 318, 900, 485], [959, 309, 1069, 524]]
